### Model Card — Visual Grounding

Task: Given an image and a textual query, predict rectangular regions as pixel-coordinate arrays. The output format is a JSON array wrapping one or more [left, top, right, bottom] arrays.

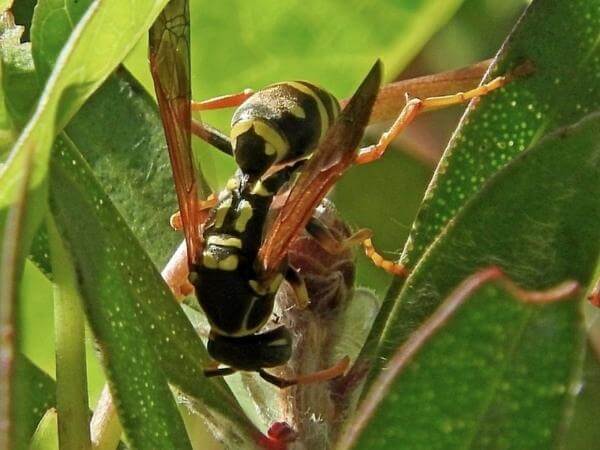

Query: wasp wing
[[259, 61, 382, 274], [150, 0, 204, 265]]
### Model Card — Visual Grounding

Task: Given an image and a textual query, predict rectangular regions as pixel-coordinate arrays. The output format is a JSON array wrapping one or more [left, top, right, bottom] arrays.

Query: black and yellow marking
[[230, 81, 340, 178], [192, 167, 294, 337], [194, 81, 344, 351]]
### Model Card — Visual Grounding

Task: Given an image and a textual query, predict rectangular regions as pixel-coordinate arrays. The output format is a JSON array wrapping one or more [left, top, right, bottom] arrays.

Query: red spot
[[257, 422, 297, 450]]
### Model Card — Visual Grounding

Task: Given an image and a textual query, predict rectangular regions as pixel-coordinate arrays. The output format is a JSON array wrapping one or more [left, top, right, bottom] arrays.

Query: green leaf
[[64, 70, 180, 267], [403, 0, 600, 268], [366, 0, 600, 378], [0, 0, 169, 245], [30, 0, 91, 84], [3, 1, 179, 271], [49, 135, 192, 449], [48, 134, 261, 446], [13, 356, 56, 450], [348, 113, 600, 449], [344, 276, 583, 450]]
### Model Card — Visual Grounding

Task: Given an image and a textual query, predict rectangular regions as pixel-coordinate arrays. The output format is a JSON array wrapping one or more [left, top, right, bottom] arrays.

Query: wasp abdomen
[[230, 82, 340, 178]]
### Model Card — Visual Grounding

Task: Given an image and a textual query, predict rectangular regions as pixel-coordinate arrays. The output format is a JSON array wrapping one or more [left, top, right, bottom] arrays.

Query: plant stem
[[47, 217, 91, 450]]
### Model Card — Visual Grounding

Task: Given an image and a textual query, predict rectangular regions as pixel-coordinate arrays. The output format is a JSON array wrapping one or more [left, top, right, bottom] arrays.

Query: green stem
[[47, 216, 91, 450]]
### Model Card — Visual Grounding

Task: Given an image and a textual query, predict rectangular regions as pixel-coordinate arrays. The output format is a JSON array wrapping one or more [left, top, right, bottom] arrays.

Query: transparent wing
[[259, 61, 383, 274], [149, 0, 203, 264]]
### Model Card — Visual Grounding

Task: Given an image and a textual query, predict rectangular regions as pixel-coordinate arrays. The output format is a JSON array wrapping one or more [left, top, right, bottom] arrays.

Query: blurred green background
[[19, 0, 528, 428]]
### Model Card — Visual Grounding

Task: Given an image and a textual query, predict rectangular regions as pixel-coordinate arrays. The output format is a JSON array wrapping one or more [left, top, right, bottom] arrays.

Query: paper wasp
[[149, 1, 521, 389]]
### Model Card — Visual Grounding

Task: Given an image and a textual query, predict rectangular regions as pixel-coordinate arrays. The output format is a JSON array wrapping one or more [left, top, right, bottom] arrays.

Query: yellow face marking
[[206, 235, 242, 249], [231, 119, 290, 162], [286, 82, 329, 140], [214, 197, 231, 228], [202, 252, 219, 269], [264, 141, 276, 156], [218, 255, 239, 271], [290, 104, 306, 119], [235, 200, 253, 232], [252, 120, 289, 162], [249, 280, 268, 295], [251, 181, 272, 197], [230, 120, 254, 145], [226, 177, 240, 191]]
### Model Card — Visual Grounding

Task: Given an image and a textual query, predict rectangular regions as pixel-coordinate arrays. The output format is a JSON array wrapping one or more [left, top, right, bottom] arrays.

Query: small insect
[[149, 0, 518, 388]]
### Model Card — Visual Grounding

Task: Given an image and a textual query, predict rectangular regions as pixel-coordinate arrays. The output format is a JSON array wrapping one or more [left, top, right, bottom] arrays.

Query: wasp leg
[[355, 74, 511, 165], [284, 266, 310, 309], [170, 194, 218, 231], [306, 220, 407, 277], [257, 369, 297, 389], [258, 356, 350, 389], [191, 89, 254, 111], [189, 90, 255, 154], [204, 366, 238, 378], [191, 119, 233, 156]]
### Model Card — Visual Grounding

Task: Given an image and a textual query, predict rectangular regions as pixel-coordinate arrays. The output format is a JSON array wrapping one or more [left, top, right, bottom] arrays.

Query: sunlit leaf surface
[[350, 112, 599, 449]]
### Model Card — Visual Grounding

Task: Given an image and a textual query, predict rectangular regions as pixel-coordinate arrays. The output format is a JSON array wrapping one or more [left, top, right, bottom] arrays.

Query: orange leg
[[190, 89, 254, 154], [191, 89, 254, 111], [170, 194, 217, 231], [306, 219, 407, 277], [355, 74, 511, 165], [258, 356, 350, 388]]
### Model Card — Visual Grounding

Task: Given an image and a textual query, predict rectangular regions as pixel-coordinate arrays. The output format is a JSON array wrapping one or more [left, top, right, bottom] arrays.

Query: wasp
[[149, 0, 518, 389]]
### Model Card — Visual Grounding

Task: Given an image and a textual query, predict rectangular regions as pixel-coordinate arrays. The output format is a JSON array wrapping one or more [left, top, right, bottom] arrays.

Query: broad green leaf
[[366, 0, 600, 377], [49, 135, 192, 450], [29, 71, 181, 271], [64, 70, 180, 267], [0, 0, 169, 247], [344, 277, 583, 450], [3, 2, 178, 271], [348, 113, 600, 449], [13, 356, 56, 450], [48, 134, 261, 446], [30, 0, 90, 84], [403, 0, 600, 268]]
